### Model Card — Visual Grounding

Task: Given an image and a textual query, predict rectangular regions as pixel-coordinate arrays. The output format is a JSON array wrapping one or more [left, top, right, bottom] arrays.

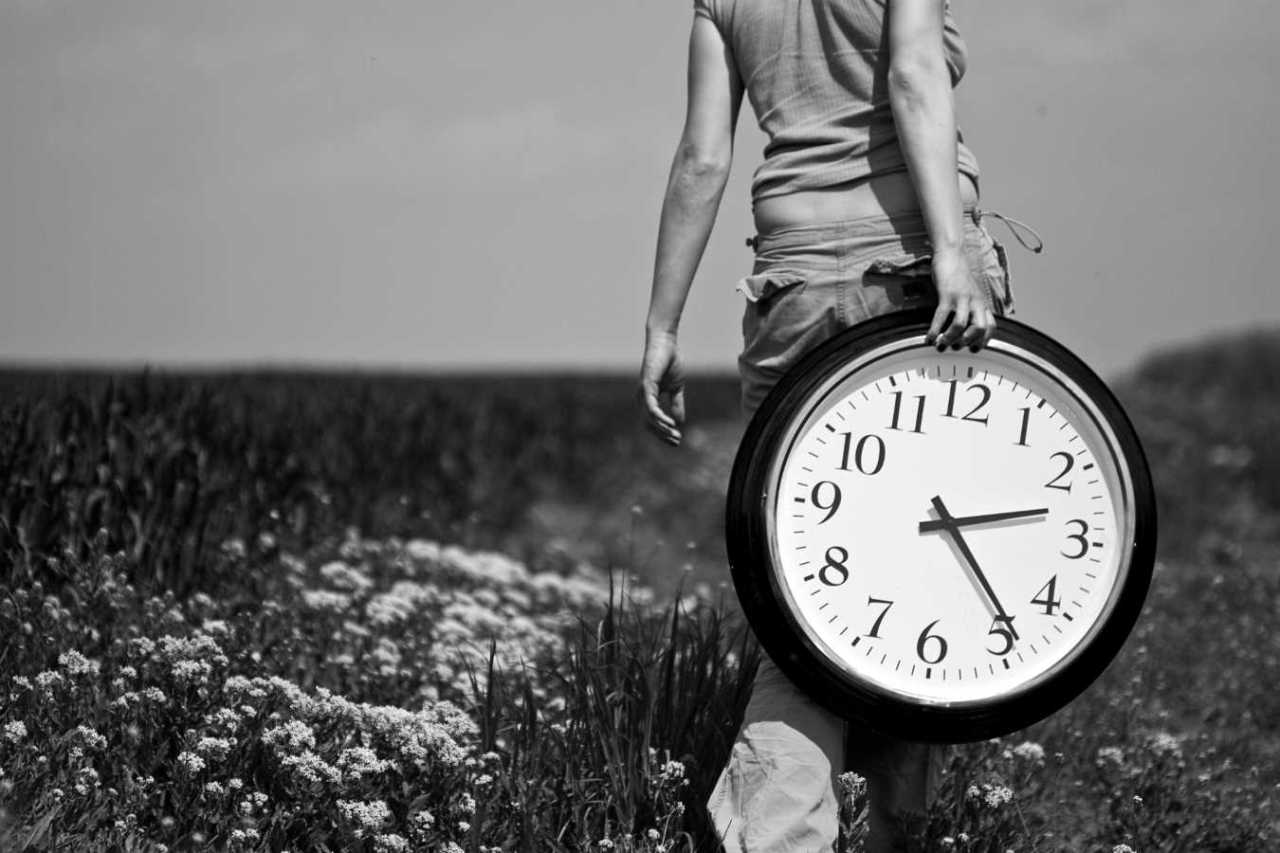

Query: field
[[1, 330, 1278, 851]]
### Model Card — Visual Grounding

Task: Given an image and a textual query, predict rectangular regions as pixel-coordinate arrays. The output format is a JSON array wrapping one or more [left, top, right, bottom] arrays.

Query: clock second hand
[[926, 495, 1021, 642]]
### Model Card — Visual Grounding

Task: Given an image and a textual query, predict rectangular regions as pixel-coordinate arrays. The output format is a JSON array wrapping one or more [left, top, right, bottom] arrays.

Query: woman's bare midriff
[[752, 172, 980, 234]]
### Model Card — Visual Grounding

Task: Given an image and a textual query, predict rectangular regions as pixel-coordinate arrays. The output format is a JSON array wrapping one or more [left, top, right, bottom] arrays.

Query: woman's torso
[[752, 172, 980, 233], [694, 0, 979, 232]]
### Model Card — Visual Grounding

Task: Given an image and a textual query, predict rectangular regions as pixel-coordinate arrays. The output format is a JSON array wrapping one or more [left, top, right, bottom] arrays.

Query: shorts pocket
[[972, 233, 1015, 317], [860, 250, 935, 315], [988, 239, 1016, 316], [736, 271, 807, 306]]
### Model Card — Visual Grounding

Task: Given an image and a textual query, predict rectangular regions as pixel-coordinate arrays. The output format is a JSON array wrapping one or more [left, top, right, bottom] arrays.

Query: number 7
[[865, 597, 894, 638]]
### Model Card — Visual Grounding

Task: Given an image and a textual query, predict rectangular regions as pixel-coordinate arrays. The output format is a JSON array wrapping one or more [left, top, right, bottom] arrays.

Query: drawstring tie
[[973, 208, 1045, 254]]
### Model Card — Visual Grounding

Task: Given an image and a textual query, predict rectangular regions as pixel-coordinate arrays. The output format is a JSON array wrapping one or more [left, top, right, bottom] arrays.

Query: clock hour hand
[[926, 496, 1021, 641], [918, 507, 1049, 534]]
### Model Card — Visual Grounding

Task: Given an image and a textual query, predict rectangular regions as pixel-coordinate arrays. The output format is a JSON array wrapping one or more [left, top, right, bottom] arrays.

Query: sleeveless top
[[691, 0, 981, 205]]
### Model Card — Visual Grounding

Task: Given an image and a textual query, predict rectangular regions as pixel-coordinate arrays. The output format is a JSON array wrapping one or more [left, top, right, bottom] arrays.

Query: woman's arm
[[887, 0, 994, 350], [639, 14, 743, 446]]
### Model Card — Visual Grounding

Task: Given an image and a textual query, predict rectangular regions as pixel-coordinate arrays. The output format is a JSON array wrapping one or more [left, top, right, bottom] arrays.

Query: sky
[[1, 0, 1276, 378]]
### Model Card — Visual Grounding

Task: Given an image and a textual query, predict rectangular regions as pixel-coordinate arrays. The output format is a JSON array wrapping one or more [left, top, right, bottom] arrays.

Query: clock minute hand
[[928, 496, 1021, 641], [917, 507, 1049, 534]]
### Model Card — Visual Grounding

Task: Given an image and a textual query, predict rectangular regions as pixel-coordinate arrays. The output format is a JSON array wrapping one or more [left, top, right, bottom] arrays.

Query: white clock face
[[767, 341, 1136, 706]]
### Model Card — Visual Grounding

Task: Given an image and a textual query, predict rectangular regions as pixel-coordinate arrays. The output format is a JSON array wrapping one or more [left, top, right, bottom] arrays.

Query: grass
[[1, 329, 1278, 850]]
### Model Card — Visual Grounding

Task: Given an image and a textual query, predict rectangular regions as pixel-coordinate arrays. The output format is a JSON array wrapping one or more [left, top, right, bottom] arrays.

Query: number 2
[[1045, 451, 1073, 492]]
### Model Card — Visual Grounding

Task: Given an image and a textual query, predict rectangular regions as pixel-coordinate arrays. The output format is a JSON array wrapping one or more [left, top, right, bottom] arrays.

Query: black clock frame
[[725, 308, 1157, 742]]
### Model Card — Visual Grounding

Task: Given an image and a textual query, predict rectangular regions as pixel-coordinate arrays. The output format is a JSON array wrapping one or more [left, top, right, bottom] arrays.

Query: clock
[[725, 308, 1156, 742]]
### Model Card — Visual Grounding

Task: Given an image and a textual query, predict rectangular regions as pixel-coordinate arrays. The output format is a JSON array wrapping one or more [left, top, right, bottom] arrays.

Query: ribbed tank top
[[691, 0, 980, 205]]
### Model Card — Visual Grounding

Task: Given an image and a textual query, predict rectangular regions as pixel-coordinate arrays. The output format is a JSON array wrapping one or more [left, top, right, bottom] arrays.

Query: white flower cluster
[[337, 798, 392, 838], [1011, 740, 1046, 763]]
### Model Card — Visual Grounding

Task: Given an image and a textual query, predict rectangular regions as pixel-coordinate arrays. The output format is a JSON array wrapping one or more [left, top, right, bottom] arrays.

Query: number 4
[[1031, 576, 1062, 616]]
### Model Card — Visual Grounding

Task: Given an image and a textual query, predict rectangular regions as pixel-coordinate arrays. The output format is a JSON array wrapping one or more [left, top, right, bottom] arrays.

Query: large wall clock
[[725, 308, 1157, 742]]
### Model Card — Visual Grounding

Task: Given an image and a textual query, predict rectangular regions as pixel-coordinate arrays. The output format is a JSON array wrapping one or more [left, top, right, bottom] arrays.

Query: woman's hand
[[638, 329, 686, 446], [925, 250, 995, 351]]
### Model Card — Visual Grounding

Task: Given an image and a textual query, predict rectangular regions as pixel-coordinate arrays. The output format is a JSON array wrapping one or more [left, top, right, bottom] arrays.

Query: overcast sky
[[1, 0, 1275, 377]]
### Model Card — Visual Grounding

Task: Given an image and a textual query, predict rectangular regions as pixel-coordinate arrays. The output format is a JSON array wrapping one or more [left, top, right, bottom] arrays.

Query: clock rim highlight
[[726, 308, 1157, 742]]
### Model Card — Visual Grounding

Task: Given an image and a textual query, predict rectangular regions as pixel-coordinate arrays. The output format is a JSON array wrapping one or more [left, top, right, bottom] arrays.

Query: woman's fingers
[[927, 279, 998, 352], [936, 296, 972, 349], [670, 387, 686, 427], [961, 304, 995, 350], [638, 373, 683, 445], [926, 302, 952, 345]]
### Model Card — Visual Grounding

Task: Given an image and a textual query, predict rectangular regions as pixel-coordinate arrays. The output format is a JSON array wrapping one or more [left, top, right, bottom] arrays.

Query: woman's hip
[[736, 209, 1014, 417]]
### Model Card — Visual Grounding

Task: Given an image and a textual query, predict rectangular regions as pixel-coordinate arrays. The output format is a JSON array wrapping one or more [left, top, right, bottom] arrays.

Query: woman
[[639, 1, 1026, 850]]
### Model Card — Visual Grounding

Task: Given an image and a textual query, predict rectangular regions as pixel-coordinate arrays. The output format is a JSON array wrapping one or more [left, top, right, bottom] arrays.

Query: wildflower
[[142, 687, 168, 704], [228, 777, 244, 791], [176, 751, 205, 775], [34, 670, 64, 696], [458, 821, 471, 833], [406, 539, 440, 561], [263, 720, 317, 754], [224, 676, 268, 702], [230, 828, 260, 846], [3, 721, 27, 743], [1113, 846, 1136, 853], [369, 638, 402, 675], [301, 589, 353, 611], [983, 784, 1014, 808], [941, 838, 955, 849], [374, 835, 410, 853], [196, 736, 233, 762], [1096, 746, 1125, 768], [1012, 741, 1046, 763], [599, 839, 615, 850], [204, 707, 242, 731], [1133, 794, 1143, 806], [201, 619, 230, 637], [73, 725, 107, 750], [320, 561, 374, 592], [159, 634, 228, 669], [1147, 731, 1183, 758], [238, 791, 271, 814], [660, 759, 686, 782], [342, 619, 372, 637], [74, 767, 100, 795], [337, 799, 391, 838], [280, 750, 341, 786], [204, 782, 225, 796], [171, 659, 212, 684], [647, 829, 660, 841], [458, 791, 477, 815], [337, 747, 394, 780], [408, 809, 435, 838], [59, 651, 101, 678]]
